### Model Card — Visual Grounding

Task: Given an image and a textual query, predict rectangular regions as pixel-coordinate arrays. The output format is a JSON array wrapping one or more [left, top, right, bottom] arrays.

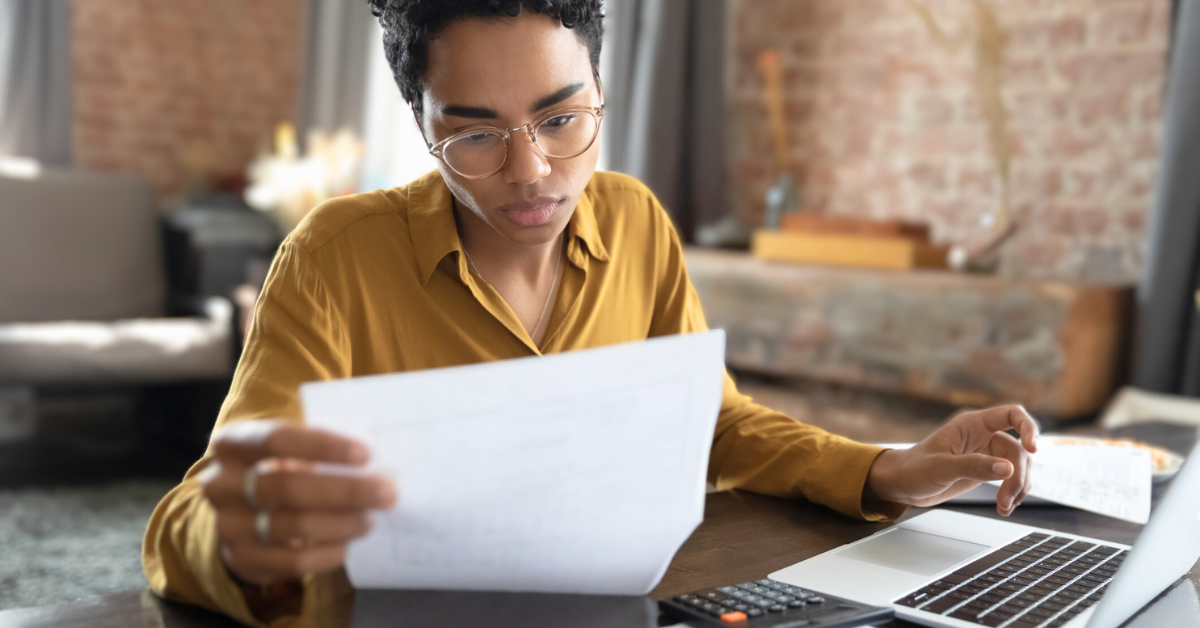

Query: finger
[[990, 432, 1030, 516], [945, 452, 1013, 484], [962, 405, 1040, 453], [1012, 439, 1032, 511], [220, 541, 347, 585], [212, 421, 371, 467], [258, 470, 397, 511], [202, 464, 396, 510], [216, 508, 374, 546]]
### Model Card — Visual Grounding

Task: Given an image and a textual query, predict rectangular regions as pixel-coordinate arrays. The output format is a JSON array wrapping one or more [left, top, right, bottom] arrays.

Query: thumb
[[946, 454, 1012, 483]]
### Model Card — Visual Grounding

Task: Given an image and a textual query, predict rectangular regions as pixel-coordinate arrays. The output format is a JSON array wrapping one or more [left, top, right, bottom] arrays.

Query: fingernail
[[377, 483, 396, 505], [350, 443, 370, 463], [993, 462, 1008, 476]]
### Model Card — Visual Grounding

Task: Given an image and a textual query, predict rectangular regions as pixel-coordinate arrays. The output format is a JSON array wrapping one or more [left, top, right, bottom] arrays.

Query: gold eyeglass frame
[[422, 104, 606, 180]]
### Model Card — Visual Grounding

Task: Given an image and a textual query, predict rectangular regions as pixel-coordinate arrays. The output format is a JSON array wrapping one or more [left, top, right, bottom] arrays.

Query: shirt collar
[[408, 170, 462, 286], [407, 171, 611, 286], [568, 183, 610, 263]]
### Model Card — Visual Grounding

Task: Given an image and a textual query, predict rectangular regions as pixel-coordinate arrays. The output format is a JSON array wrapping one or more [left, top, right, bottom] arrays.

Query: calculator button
[[788, 600, 807, 608], [737, 582, 757, 590], [808, 596, 826, 604], [769, 604, 786, 612], [746, 608, 764, 617], [705, 592, 723, 600], [733, 604, 750, 612], [719, 611, 748, 623], [718, 586, 739, 594]]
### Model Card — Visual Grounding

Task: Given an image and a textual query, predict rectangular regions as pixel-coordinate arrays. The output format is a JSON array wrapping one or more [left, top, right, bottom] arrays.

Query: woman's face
[[419, 13, 602, 248]]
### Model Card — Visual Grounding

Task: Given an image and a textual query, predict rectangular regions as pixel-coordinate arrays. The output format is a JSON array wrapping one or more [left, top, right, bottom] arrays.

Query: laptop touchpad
[[836, 527, 989, 577]]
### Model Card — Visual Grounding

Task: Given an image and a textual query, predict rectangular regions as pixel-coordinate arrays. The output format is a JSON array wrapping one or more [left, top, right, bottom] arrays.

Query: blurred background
[[2, 0, 1198, 612]]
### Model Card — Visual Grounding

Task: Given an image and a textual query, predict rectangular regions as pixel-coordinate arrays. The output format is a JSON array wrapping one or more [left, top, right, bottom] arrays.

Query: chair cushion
[[0, 298, 232, 384]]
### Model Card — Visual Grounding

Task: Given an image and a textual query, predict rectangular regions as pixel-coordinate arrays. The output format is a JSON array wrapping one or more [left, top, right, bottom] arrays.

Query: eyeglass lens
[[442, 111, 600, 177]]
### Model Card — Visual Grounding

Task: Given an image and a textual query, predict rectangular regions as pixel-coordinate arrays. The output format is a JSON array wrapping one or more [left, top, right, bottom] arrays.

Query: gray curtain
[[0, 0, 73, 166], [1131, 0, 1200, 396], [296, 0, 376, 139], [603, 0, 726, 240]]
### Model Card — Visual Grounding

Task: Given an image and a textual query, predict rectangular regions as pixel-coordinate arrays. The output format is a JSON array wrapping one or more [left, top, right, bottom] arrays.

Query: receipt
[[1019, 443, 1152, 524], [879, 441, 1153, 522]]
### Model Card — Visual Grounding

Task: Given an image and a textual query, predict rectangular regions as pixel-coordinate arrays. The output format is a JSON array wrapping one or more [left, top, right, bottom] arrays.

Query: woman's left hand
[[866, 404, 1040, 516]]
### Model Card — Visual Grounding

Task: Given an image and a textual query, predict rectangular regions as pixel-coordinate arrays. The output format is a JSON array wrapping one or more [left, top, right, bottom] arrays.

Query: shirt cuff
[[192, 495, 311, 627], [803, 439, 909, 522]]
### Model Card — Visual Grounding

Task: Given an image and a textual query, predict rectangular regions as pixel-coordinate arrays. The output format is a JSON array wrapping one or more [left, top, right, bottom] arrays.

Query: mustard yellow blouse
[[142, 170, 905, 627]]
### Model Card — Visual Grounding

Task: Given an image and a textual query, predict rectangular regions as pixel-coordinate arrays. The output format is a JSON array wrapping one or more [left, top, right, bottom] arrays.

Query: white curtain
[[599, 0, 727, 239], [297, 0, 374, 138], [0, 1, 12, 127], [296, 0, 435, 192], [0, 0, 73, 166], [358, 21, 437, 192]]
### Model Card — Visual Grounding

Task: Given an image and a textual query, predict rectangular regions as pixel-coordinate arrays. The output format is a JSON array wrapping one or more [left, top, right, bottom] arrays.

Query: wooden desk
[[3, 425, 1196, 628]]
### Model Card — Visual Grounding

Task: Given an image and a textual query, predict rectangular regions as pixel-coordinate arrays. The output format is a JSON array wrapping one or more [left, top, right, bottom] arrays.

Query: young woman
[[143, 2, 1037, 625]]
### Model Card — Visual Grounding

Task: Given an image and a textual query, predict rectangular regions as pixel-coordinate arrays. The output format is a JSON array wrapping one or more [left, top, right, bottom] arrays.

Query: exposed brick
[[1091, 2, 1158, 46], [1076, 90, 1133, 126], [1008, 16, 1087, 50], [729, 0, 1168, 282], [1054, 51, 1166, 90], [72, 0, 307, 202]]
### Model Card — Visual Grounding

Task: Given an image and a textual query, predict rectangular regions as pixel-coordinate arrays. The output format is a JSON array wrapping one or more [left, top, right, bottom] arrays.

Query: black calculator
[[659, 578, 893, 627]]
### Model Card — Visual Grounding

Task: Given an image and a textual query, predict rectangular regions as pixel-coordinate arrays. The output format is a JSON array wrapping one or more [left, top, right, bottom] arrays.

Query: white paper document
[[301, 331, 726, 594], [1018, 443, 1152, 524], [878, 442, 1152, 523]]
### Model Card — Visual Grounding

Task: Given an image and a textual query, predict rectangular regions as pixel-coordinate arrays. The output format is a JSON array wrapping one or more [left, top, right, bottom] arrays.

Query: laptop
[[768, 439, 1200, 628]]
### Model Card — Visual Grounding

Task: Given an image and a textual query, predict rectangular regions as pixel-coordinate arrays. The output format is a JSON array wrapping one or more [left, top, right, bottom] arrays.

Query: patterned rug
[[0, 480, 175, 610]]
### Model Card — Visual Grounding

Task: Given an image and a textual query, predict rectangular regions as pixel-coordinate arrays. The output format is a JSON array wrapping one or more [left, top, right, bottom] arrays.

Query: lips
[[495, 196, 562, 227]]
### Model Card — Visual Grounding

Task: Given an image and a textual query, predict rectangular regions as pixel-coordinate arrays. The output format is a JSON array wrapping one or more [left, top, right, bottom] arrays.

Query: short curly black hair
[[367, 0, 605, 113]]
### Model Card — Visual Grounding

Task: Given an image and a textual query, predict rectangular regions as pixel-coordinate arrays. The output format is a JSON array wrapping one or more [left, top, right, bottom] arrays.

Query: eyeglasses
[[425, 105, 605, 179]]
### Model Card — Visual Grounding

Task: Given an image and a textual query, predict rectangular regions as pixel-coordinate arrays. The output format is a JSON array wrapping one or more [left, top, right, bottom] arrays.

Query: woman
[[142, 2, 1037, 626]]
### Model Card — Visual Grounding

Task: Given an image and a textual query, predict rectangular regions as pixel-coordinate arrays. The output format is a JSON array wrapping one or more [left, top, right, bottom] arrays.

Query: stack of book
[[751, 214, 950, 270]]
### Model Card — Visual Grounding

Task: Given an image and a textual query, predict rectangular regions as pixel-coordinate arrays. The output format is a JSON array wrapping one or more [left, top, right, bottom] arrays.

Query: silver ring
[[255, 510, 271, 544], [243, 466, 260, 508]]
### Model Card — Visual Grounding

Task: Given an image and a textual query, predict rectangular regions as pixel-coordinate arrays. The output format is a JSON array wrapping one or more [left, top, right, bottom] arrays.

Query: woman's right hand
[[199, 420, 398, 586]]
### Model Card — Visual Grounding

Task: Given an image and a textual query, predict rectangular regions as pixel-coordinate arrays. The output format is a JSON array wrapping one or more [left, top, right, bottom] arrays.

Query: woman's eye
[[459, 132, 494, 146], [543, 114, 576, 129]]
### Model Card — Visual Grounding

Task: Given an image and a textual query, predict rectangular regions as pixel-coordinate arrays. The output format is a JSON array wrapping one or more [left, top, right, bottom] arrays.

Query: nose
[[500, 125, 551, 185]]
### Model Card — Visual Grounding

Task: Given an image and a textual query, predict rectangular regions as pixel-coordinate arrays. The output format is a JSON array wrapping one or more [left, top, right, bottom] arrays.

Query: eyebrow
[[440, 82, 588, 120], [529, 82, 585, 113]]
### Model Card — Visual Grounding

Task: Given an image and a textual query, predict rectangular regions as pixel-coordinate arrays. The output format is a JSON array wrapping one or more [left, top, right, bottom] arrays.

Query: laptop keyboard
[[894, 533, 1127, 627]]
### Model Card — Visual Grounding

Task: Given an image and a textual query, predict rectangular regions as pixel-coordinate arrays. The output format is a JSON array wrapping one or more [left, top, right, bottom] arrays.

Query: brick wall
[[73, 0, 308, 202], [728, 0, 1172, 282]]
